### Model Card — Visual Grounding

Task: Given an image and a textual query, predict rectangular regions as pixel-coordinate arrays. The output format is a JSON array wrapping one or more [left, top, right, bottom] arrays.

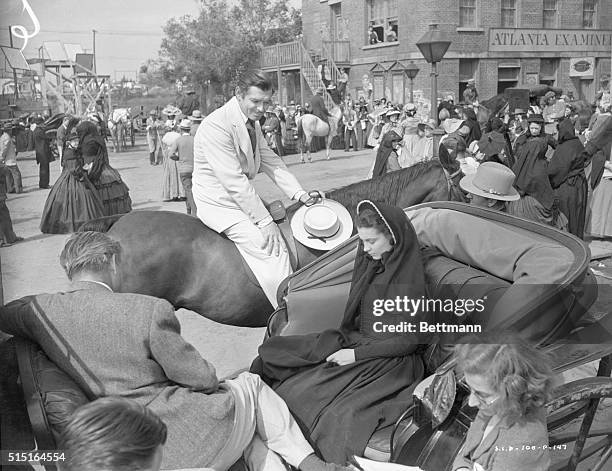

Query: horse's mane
[[480, 94, 508, 115], [288, 160, 443, 215]]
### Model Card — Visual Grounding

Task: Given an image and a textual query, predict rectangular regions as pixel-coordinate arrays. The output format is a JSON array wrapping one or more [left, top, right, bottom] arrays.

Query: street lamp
[[404, 60, 420, 104], [416, 24, 451, 124]]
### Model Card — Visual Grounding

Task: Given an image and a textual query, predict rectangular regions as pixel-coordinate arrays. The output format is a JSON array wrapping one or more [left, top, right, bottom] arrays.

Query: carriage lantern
[[416, 24, 452, 125], [404, 61, 420, 104]]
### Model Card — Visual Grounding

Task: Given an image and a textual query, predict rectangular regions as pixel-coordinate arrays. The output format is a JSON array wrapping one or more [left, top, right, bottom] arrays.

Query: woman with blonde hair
[[453, 332, 555, 471]]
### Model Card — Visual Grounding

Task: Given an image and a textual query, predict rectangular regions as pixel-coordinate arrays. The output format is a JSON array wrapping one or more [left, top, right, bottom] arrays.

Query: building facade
[[263, 0, 612, 106]]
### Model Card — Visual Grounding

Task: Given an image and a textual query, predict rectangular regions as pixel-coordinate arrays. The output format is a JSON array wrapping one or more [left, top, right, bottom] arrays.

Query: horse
[[108, 119, 127, 153], [476, 94, 509, 130], [296, 106, 342, 162], [83, 160, 465, 327]]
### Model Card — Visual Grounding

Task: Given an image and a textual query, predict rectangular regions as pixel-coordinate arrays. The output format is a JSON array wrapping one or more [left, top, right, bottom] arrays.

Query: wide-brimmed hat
[[513, 108, 526, 116], [149, 109, 157, 115], [527, 113, 545, 124], [442, 118, 464, 134], [162, 105, 181, 116], [544, 91, 556, 100], [179, 119, 192, 130], [467, 78, 475, 84], [189, 110, 203, 121], [403, 103, 417, 112], [316, 86, 326, 94], [385, 108, 400, 117], [291, 198, 353, 251], [460, 162, 520, 201]]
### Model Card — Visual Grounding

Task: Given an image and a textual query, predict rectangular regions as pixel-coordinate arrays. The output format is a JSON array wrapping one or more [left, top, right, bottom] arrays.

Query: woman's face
[[464, 372, 500, 413], [357, 226, 393, 260], [529, 123, 542, 135]]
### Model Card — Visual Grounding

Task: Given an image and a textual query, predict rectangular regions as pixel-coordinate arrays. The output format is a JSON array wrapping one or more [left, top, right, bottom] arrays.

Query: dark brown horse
[[89, 160, 465, 327]]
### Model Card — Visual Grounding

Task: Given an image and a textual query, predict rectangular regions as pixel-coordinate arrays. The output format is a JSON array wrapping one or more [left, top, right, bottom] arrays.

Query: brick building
[[262, 0, 612, 107]]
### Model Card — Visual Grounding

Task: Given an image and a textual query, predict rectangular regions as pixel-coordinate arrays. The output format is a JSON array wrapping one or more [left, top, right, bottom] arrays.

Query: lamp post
[[404, 60, 420, 104], [416, 24, 452, 125]]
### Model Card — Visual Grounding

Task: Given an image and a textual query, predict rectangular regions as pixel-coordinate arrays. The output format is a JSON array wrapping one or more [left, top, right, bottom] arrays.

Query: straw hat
[[291, 199, 353, 251], [527, 113, 545, 124], [459, 162, 520, 201], [385, 108, 400, 117], [149, 109, 157, 115], [179, 119, 192, 130], [189, 110, 204, 121]]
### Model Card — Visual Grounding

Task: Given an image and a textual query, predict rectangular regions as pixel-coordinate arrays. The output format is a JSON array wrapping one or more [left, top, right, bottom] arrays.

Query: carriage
[[267, 201, 611, 471], [6, 202, 612, 470]]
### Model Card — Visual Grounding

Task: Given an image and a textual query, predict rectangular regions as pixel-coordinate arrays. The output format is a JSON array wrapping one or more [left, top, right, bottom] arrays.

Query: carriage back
[[269, 201, 597, 349]]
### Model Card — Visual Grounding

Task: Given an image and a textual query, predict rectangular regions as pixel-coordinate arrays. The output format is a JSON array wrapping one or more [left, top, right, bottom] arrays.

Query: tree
[[158, 0, 301, 95]]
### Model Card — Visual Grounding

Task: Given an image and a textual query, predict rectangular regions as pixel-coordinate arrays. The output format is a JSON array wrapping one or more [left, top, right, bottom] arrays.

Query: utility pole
[[8, 26, 19, 101], [92, 29, 97, 74]]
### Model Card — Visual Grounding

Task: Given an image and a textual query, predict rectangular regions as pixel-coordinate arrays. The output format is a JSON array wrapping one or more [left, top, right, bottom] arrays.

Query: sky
[[1, 0, 300, 79]]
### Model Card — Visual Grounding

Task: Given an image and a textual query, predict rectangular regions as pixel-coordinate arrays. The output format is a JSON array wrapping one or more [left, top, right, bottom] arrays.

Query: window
[[540, 58, 559, 86], [459, 59, 479, 100], [583, 0, 597, 28], [497, 64, 520, 94], [543, 0, 557, 28], [459, 0, 477, 27], [367, 0, 399, 44], [373, 75, 385, 100], [501, 0, 516, 27]]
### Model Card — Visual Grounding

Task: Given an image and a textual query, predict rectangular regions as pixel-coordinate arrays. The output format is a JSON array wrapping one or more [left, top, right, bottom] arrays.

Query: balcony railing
[[261, 41, 301, 68], [261, 40, 350, 69]]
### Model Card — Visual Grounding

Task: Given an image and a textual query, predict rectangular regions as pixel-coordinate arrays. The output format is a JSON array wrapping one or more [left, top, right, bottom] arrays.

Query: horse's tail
[[78, 214, 126, 232]]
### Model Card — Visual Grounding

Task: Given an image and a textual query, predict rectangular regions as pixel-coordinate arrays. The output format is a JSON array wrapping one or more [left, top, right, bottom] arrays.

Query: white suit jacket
[[193, 96, 304, 232]]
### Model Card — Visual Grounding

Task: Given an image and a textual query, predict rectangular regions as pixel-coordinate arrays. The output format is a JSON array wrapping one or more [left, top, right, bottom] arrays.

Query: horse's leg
[[326, 135, 331, 160]]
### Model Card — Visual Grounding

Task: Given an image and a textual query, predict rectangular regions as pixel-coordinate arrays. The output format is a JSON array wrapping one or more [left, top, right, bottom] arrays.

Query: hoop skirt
[[40, 150, 105, 234], [94, 165, 132, 217]]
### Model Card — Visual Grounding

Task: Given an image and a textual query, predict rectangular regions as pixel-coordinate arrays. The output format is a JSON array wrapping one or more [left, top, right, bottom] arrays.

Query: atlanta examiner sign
[[489, 28, 612, 53]]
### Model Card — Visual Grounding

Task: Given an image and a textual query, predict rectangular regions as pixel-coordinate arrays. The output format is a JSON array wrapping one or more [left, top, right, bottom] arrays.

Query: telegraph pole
[[92, 29, 97, 74], [8, 26, 19, 101]]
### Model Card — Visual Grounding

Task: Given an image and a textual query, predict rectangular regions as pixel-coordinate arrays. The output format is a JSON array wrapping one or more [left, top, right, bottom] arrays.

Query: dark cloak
[[251, 201, 427, 464], [512, 130, 555, 210], [463, 108, 482, 146], [372, 131, 402, 178], [548, 119, 587, 239]]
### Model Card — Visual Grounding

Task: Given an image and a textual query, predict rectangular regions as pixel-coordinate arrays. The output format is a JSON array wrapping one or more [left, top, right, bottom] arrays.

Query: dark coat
[[33, 127, 53, 164], [310, 94, 330, 124], [549, 119, 587, 238]]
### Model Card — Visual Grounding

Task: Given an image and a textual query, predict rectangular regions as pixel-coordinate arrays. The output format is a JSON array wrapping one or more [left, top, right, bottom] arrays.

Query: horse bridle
[[442, 167, 463, 199]]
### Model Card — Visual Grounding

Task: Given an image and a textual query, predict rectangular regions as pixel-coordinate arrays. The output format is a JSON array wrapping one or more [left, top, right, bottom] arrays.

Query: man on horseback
[[193, 70, 316, 308]]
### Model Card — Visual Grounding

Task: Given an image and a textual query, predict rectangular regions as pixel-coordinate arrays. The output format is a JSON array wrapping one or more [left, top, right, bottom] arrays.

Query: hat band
[[305, 224, 341, 243], [472, 179, 509, 196]]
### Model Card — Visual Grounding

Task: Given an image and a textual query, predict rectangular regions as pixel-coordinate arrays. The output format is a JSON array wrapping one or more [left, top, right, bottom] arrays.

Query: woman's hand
[[83, 162, 93, 172], [326, 349, 356, 366]]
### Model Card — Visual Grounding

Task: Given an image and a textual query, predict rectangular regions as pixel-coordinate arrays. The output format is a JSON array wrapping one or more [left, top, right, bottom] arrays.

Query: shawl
[[512, 131, 555, 209], [372, 131, 402, 177], [77, 121, 108, 183], [549, 119, 585, 189], [340, 200, 426, 339]]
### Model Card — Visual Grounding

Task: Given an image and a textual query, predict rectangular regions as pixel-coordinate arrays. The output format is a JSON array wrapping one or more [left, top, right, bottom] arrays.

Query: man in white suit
[[193, 70, 314, 307]]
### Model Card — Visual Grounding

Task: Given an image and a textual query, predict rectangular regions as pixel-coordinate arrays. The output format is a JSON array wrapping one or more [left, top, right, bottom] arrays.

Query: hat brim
[[291, 199, 354, 251], [459, 174, 520, 202]]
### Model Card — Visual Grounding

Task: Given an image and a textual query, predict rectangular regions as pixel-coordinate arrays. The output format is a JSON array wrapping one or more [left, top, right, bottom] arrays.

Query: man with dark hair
[[193, 69, 318, 308], [32, 116, 53, 189], [0, 232, 348, 471], [59, 397, 167, 471]]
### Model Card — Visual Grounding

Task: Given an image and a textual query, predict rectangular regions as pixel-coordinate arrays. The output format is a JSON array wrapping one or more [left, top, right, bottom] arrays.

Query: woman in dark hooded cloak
[[251, 200, 428, 464]]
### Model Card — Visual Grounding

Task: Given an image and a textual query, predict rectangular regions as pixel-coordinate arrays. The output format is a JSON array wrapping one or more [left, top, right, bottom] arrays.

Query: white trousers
[[224, 220, 292, 308], [207, 372, 314, 471]]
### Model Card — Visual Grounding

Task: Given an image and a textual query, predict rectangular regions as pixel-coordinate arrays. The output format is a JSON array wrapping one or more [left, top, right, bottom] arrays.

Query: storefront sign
[[489, 29, 612, 53], [569, 57, 595, 79]]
